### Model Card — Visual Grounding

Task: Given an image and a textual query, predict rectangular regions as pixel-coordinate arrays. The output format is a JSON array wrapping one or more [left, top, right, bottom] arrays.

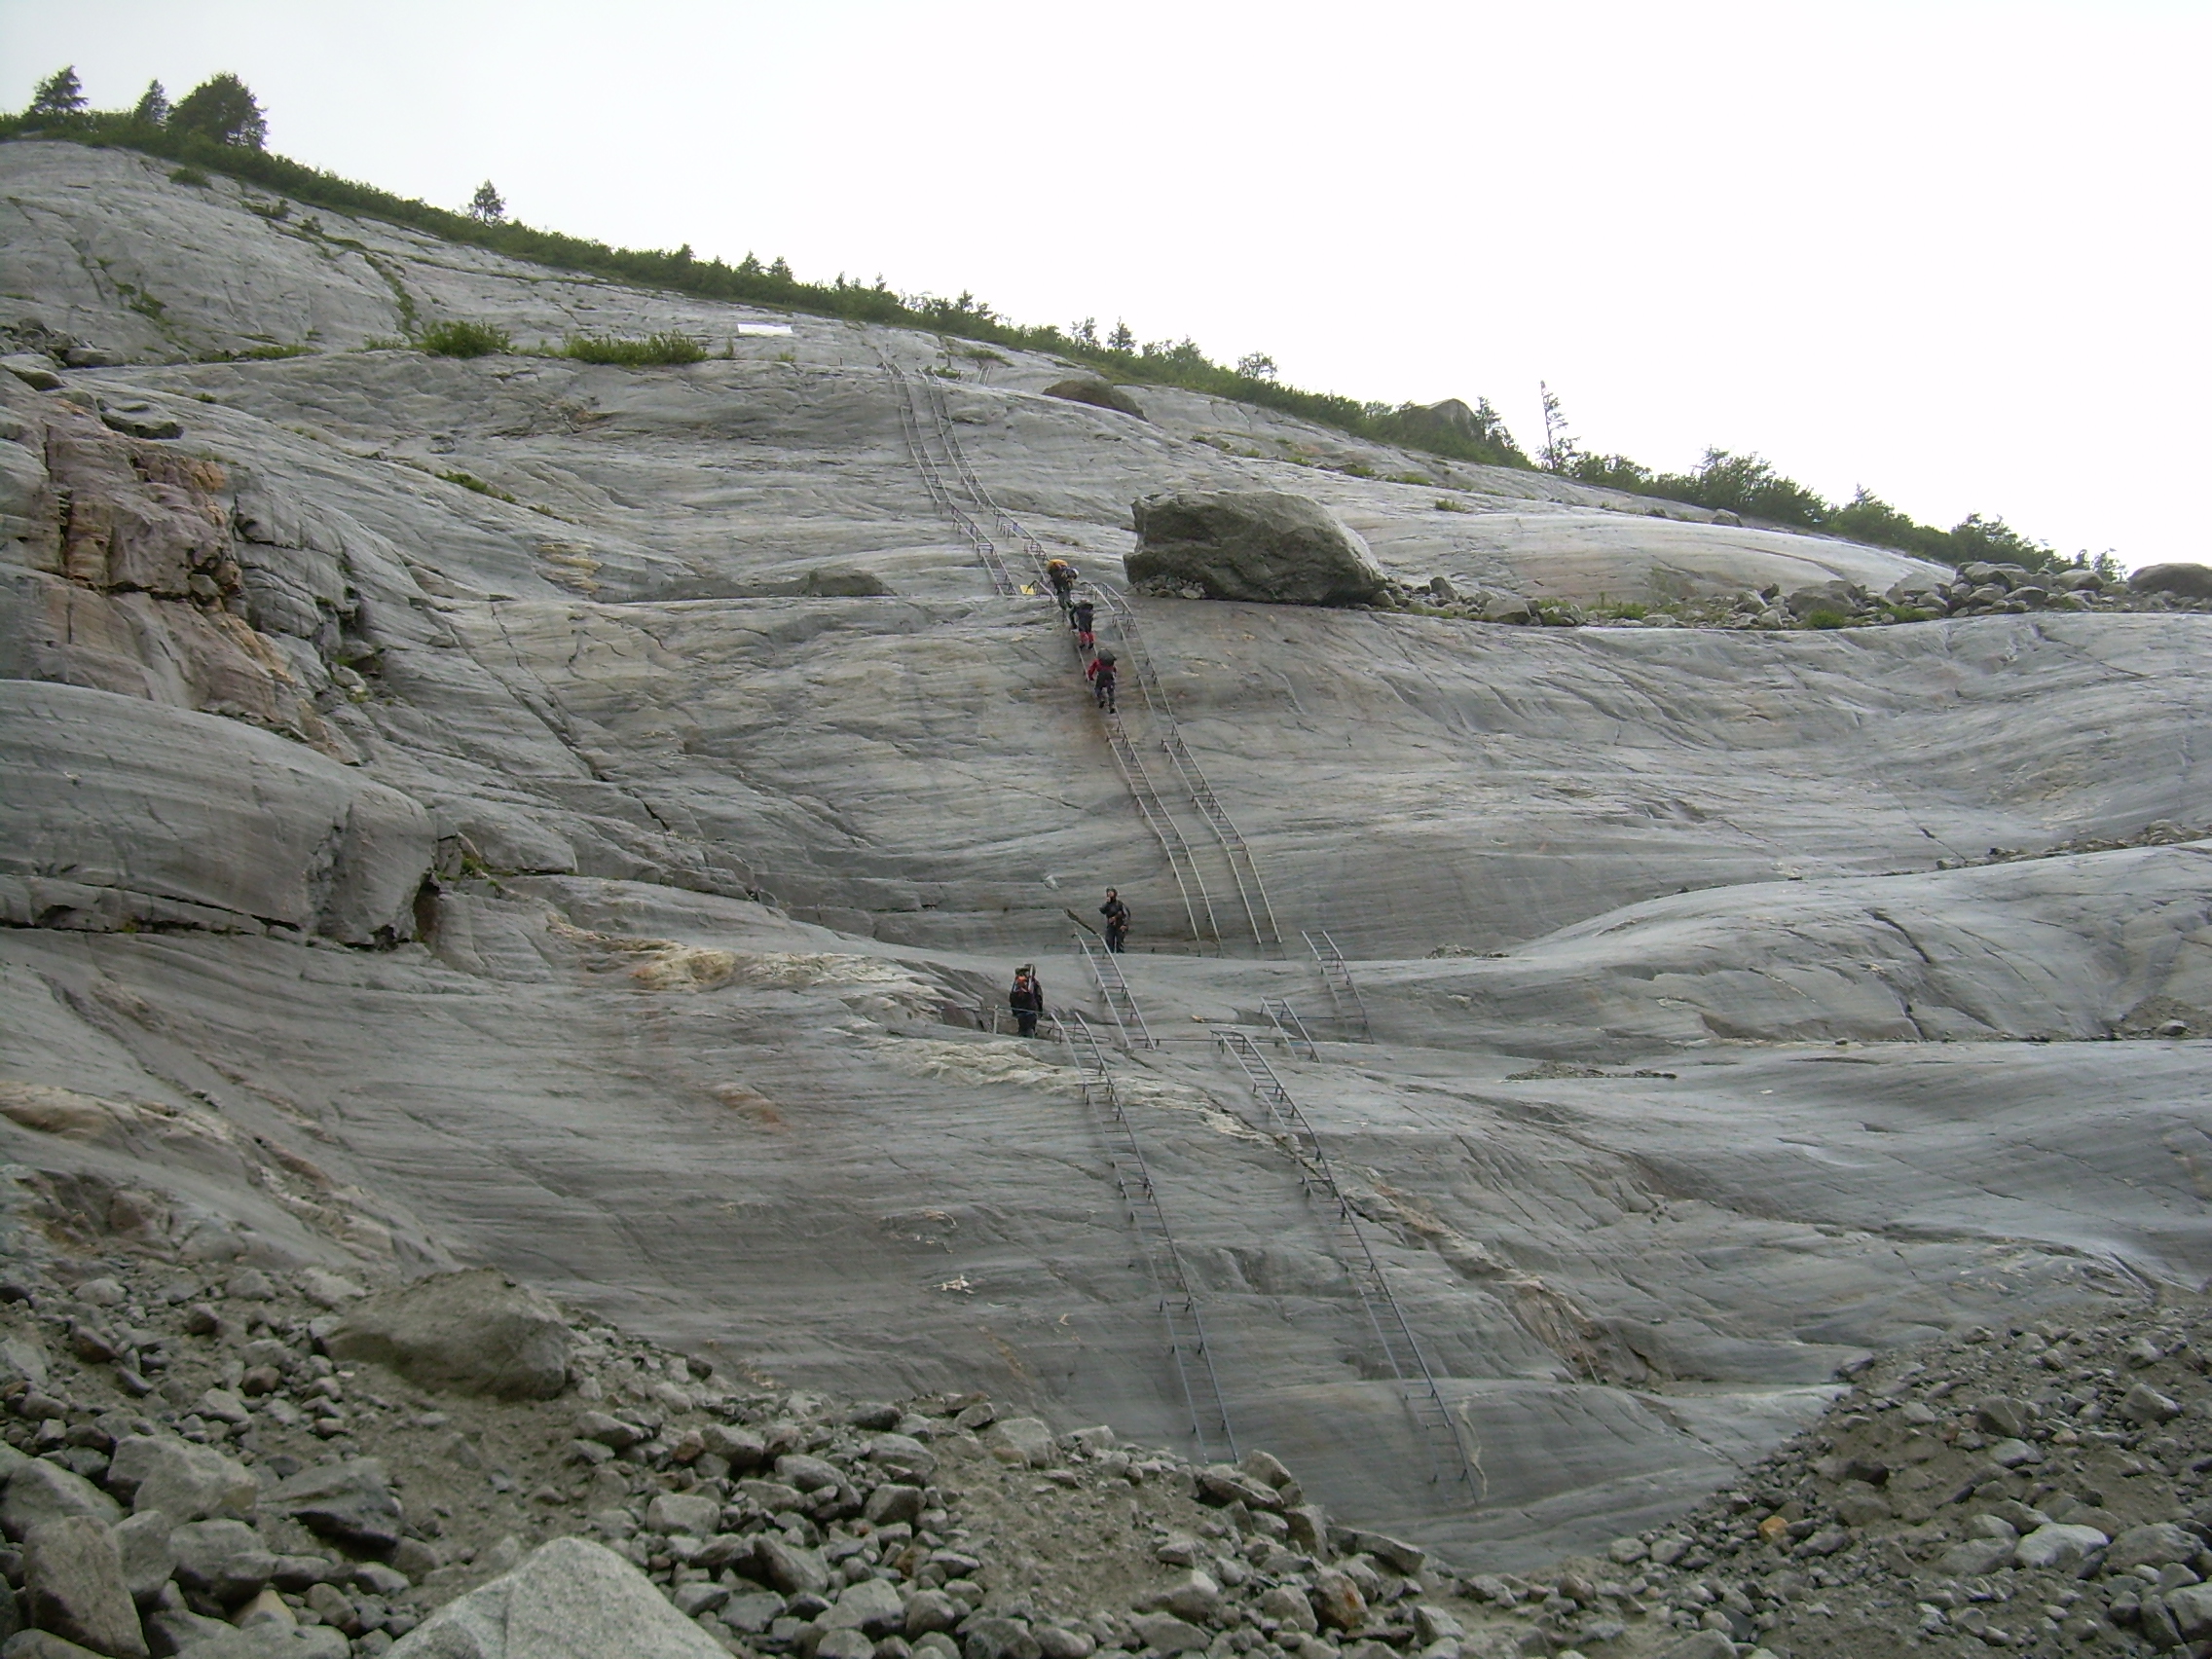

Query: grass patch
[[1434, 498, 1469, 513], [562, 331, 706, 366], [167, 165, 210, 187], [202, 342, 310, 361], [419, 319, 511, 358], [436, 469, 515, 502], [1801, 608, 1853, 630]]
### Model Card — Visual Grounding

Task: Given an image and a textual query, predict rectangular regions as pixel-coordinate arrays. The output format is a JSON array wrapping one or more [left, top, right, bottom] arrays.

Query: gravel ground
[[6, 1225, 2210, 1659]]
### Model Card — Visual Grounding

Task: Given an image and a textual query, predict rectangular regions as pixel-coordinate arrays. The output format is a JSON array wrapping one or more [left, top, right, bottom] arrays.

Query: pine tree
[[27, 66, 86, 117], [467, 180, 506, 223], [170, 73, 267, 149], [1106, 320, 1135, 353], [1235, 352, 1278, 381], [1538, 381, 1580, 473], [132, 80, 170, 125]]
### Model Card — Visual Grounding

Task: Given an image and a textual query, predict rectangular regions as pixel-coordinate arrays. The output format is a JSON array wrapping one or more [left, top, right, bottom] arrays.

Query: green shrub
[[562, 330, 706, 366], [436, 469, 514, 501], [1434, 498, 1469, 513], [419, 319, 511, 357], [168, 165, 210, 187], [1801, 608, 1852, 630]]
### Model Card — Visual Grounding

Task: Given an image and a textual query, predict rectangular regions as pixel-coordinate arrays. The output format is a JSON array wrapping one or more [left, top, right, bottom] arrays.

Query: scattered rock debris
[[9, 1220, 2212, 1657]]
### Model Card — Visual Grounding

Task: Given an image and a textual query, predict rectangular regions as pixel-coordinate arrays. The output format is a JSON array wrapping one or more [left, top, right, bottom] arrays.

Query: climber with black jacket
[[1009, 964, 1045, 1037], [1070, 597, 1095, 651], [1099, 889, 1130, 953]]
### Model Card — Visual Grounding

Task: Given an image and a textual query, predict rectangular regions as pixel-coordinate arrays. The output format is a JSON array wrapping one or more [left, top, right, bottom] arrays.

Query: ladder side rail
[[917, 381, 1276, 965], [1059, 1013, 1236, 1460], [1054, 1014, 1212, 1454], [1074, 934, 1136, 1051], [1093, 723, 1208, 949], [1320, 929, 1375, 1039], [1102, 718, 1222, 950], [879, 356, 1017, 595], [1211, 1028, 1471, 1486]]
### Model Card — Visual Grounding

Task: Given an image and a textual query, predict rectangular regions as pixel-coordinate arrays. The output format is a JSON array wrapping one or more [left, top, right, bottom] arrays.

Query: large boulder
[[386, 1535, 725, 1659], [106, 1437, 256, 1523], [1127, 492, 1387, 607], [323, 1271, 571, 1400], [1, 1461, 122, 1542], [2130, 563, 2212, 600], [22, 1515, 148, 1658], [1042, 379, 1145, 420]]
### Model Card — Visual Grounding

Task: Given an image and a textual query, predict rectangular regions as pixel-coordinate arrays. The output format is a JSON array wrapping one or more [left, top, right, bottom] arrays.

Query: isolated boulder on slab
[[1042, 379, 1145, 420], [1128, 491, 1387, 607], [2130, 563, 2212, 600], [386, 1535, 725, 1659], [324, 1270, 571, 1400]]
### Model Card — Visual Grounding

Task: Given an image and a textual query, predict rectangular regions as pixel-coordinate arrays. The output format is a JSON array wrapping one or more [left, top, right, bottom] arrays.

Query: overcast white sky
[[6, 1, 2205, 566]]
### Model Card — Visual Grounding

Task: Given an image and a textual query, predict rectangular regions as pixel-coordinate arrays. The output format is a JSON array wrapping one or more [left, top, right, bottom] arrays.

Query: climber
[[1087, 648, 1118, 713], [1069, 597, 1095, 651], [1046, 558, 1077, 612], [1009, 964, 1044, 1038], [1099, 890, 1130, 953]]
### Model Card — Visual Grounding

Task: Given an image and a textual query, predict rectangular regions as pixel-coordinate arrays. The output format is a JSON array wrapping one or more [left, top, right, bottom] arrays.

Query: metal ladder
[[1056, 1010, 1235, 1463], [1212, 1028, 1476, 1491], [1090, 584, 1284, 957], [1305, 929, 1373, 1042], [903, 366, 1285, 960], [1076, 931, 1158, 1050], [1095, 710, 1220, 952], [876, 353, 1018, 596], [1261, 998, 1320, 1060]]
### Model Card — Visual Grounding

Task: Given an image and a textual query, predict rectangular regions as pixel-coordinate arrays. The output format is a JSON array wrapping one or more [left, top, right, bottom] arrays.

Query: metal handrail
[[1304, 928, 1373, 1042], [902, 352, 1283, 960], [1076, 931, 1157, 1050], [1056, 1010, 1235, 1462], [876, 353, 1017, 595], [1261, 998, 1320, 1060], [1212, 1028, 1475, 1491]]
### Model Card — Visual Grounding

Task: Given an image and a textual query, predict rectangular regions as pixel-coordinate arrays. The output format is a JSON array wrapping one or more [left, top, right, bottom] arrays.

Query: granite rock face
[[0, 681, 431, 942], [1127, 490, 1387, 605], [4, 138, 2212, 1572]]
